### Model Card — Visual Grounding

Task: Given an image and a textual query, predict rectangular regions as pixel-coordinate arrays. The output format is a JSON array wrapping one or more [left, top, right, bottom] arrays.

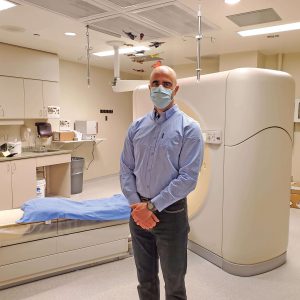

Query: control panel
[[202, 130, 222, 144]]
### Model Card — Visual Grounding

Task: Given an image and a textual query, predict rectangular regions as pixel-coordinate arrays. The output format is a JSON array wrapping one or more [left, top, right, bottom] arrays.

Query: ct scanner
[[133, 68, 295, 276]]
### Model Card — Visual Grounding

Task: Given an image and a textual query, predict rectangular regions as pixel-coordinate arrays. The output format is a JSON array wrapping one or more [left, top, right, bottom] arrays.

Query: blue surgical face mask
[[150, 86, 173, 109]]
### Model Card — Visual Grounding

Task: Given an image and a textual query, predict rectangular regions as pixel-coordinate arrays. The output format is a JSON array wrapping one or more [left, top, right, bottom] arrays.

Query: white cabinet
[[43, 81, 60, 108], [0, 162, 13, 210], [0, 76, 59, 120], [0, 43, 59, 81], [11, 159, 37, 208], [0, 159, 37, 209], [24, 79, 60, 119], [0, 76, 24, 119], [24, 79, 45, 119]]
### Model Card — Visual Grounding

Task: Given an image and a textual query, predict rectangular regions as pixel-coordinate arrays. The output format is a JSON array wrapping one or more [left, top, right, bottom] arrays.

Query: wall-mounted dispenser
[[35, 122, 53, 138]]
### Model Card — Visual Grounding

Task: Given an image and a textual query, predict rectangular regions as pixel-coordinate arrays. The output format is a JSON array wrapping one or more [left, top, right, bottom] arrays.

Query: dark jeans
[[130, 199, 189, 300]]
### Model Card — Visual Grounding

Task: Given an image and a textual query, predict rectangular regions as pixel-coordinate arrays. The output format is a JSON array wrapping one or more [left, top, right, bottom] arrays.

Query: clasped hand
[[131, 203, 159, 230]]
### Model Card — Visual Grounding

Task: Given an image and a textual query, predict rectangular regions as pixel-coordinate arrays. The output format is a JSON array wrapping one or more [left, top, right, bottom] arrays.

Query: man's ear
[[148, 84, 151, 91], [173, 85, 179, 95]]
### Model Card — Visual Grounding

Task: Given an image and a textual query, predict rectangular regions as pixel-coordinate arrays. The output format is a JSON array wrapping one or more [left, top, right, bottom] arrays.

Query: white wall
[[219, 51, 263, 71], [58, 60, 136, 180], [140, 59, 219, 80], [172, 59, 219, 78], [282, 53, 300, 181]]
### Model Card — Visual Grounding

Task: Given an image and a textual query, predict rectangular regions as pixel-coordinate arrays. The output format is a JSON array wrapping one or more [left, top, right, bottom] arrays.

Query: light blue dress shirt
[[120, 104, 204, 212]]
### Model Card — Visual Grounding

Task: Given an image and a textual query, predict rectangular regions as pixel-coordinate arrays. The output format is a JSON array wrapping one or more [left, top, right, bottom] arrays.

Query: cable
[[86, 141, 96, 170], [86, 25, 91, 87]]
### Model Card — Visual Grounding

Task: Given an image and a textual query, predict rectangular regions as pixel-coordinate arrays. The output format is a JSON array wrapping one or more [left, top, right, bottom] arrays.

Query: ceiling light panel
[[64, 32, 76, 36], [0, 0, 16, 11], [22, 0, 109, 19], [134, 3, 219, 35], [90, 15, 169, 40], [227, 8, 281, 27], [225, 0, 240, 4], [238, 22, 300, 37], [93, 45, 150, 56]]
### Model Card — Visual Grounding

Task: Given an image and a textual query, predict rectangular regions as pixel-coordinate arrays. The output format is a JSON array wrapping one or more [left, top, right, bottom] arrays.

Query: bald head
[[150, 66, 177, 86], [148, 65, 179, 112]]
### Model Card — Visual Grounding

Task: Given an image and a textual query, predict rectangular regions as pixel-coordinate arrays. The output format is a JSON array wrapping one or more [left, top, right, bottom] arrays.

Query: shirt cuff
[[126, 193, 141, 205], [151, 195, 166, 212]]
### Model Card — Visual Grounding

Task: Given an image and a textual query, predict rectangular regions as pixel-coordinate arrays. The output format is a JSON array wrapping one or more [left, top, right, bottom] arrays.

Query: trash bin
[[71, 157, 85, 194]]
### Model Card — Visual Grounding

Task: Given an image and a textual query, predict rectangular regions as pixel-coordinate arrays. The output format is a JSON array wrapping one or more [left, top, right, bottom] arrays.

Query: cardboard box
[[290, 182, 300, 208], [52, 131, 75, 141], [291, 182, 300, 195]]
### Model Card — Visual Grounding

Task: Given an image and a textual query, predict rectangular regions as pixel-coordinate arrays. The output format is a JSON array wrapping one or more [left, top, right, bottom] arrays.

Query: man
[[120, 66, 204, 300]]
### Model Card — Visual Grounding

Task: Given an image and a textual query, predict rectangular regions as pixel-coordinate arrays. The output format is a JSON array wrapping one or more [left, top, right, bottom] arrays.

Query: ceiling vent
[[22, 0, 109, 19], [226, 8, 281, 27], [21, 0, 219, 39], [90, 15, 169, 40], [134, 3, 219, 35], [101, 0, 154, 8]]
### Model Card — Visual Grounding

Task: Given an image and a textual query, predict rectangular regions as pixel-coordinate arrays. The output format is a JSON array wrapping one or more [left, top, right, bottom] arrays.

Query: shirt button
[[151, 152, 154, 155], [147, 185, 150, 188]]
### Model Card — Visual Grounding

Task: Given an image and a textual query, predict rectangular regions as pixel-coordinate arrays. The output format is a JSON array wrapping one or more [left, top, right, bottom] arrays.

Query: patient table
[[0, 208, 129, 289]]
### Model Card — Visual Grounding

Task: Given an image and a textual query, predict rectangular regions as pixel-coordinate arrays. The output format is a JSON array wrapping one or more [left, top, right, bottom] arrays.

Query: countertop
[[0, 149, 72, 162]]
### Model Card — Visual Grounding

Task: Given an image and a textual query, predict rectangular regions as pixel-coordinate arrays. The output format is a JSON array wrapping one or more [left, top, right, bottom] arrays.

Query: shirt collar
[[151, 104, 179, 122]]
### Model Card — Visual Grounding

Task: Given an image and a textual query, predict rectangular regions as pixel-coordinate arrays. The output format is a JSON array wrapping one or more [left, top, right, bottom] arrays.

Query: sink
[[31, 149, 60, 153]]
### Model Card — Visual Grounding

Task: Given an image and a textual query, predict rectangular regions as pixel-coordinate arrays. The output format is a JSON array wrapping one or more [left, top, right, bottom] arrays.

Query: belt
[[139, 195, 186, 205], [140, 196, 151, 202]]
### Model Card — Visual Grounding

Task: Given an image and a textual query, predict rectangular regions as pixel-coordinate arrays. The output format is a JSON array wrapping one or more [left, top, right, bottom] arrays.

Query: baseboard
[[188, 240, 286, 277]]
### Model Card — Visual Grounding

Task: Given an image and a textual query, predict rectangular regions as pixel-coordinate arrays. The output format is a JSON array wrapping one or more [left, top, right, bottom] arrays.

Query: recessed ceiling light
[[238, 22, 300, 37], [93, 46, 150, 57], [0, 0, 16, 11], [225, 0, 240, 4], [64, 32, 76, 36]]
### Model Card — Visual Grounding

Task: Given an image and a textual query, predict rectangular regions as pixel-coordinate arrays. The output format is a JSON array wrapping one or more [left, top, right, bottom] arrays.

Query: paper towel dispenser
[[35, 122, 52, 138]]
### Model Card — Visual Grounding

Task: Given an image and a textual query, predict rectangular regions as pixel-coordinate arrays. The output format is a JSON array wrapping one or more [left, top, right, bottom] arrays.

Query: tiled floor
[[1, 175, 300, 300]]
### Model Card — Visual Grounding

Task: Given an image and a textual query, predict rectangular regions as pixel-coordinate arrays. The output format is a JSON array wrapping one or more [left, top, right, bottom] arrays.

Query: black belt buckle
[[140, 196, 151, 202]]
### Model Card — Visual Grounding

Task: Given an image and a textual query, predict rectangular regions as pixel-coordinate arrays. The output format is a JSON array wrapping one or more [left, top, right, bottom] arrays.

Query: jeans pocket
[[164, 207, 185, 214]]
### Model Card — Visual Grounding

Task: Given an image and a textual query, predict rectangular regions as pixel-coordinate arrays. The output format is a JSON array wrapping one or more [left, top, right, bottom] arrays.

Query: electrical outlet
[[100, 109, 113, 114]]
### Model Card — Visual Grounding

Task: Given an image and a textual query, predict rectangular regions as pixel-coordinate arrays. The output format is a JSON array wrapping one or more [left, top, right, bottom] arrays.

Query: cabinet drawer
[[0, 238, 56, 266], [57, 224, 129, 252], [36, 154, 71, 167]]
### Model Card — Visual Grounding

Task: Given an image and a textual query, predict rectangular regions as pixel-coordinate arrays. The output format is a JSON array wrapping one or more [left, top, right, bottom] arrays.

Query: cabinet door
[[43, 81, 60, 116], [0, 162, 13, 210], [0, 76, 24, 119], [11, 159, 37, 208], [24, 79, 44, 119]]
